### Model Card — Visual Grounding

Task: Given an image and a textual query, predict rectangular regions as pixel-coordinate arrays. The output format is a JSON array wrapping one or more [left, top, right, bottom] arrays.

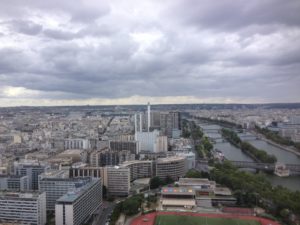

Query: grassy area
[[154, 215, 260, 225]]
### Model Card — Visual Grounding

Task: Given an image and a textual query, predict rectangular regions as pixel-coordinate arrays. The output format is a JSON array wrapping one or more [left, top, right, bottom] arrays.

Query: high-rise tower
[[147, 102, 151, 132]]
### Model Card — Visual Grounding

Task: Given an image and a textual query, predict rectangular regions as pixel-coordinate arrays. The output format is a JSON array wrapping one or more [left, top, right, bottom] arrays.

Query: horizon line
[[1, 102, 300, 108]]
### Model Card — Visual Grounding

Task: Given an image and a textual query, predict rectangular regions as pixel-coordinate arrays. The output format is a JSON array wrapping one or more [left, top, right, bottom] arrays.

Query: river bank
[[250, 131, 300, 157]]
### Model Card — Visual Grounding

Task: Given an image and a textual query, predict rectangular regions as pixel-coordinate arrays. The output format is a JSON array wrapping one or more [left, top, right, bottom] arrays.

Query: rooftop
[[178, 178, 216, 187], [56, 178, 100, 203], [121, 160, 152, 166], [161, 187, 195, 195], [156, 156, 185, 163], [0, 191, 42, 199]]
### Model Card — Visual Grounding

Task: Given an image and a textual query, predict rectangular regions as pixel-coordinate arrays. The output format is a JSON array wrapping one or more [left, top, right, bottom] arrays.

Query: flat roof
[[214, 187, 232, 196], [121, 160, 152, 166], [178, 178, 216, 186], [156, 156, 185, 163], [59, 149, 84, 155], [56, 178, 100, 203], [0, 191, 41, 199], [133, 178, 151, 185], [162, 199, 196, 206], [161, 187, 195, 195]]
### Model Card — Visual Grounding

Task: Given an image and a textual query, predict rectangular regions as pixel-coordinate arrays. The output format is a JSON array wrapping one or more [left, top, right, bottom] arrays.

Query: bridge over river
[[196, 160, 300, 174]]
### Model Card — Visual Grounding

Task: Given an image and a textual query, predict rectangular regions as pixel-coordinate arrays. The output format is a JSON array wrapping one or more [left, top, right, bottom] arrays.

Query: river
[[198, 123, 300, 191]]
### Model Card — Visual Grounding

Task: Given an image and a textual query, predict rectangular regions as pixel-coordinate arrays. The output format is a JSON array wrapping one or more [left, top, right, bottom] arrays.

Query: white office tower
[[140, 113, 143, 132], [147, 102, 151, 132], [134, 114, 138, 134], [55, 178, 102, 225], [0, 191, 47, 225]]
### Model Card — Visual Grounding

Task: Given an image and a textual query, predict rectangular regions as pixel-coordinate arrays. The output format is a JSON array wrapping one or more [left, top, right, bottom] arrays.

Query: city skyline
[[0, 0, 300, 106]]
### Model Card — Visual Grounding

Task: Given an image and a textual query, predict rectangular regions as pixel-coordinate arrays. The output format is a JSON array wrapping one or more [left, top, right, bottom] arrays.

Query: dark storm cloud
[[0, 0, 299, 104]]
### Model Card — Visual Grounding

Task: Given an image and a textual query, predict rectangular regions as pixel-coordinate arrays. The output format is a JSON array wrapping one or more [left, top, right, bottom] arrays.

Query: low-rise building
[[161, 187, 196, 209]]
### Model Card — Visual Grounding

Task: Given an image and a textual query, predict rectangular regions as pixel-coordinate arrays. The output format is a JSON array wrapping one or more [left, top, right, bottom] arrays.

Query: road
[[92, 201, 115, 225]]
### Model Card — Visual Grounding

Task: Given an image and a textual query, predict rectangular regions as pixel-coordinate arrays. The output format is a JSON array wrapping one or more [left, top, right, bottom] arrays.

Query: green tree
[[150, 176, 163, 189], [122, 198, 141, 215], [164, 175, 174, 184]]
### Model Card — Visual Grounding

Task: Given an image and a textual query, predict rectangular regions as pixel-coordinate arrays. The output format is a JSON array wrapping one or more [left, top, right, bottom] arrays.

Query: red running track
[[130, 211, 280, 225]]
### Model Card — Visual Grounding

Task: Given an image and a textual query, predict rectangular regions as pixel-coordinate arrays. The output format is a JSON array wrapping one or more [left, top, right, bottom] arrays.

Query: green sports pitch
[[154, 215, 261, 225]]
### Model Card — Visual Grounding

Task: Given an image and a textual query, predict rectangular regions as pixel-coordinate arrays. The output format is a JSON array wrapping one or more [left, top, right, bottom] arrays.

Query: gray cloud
[[8, 20, 43, 35], [0, 0, 299, 105], [168, 0, 300, 31]]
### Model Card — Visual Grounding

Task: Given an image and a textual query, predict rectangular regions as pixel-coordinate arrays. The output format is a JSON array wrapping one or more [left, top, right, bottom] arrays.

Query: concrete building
[[109, 140, 140, 154], [57, 149, 87, 163], [154, 136, 168, 153], [161, 187, 196, 209], [0, 175, 28, 191], [160, 111, 181, 137], [175, 152, 196, 170], [55, 178, 102, 225], [121, 160, 153, 181], [155, 156, 186, 181], [70, 166, 102, 179], [103, 166, 130, 196], [64, 138, 89, 150], [176, 178, 235, 207], [89, 148, 134, 167], [39, 170, 93, 211], [0, 191, 46, 225], [135, 130, 160, 152], [14, 161, 49, 190]]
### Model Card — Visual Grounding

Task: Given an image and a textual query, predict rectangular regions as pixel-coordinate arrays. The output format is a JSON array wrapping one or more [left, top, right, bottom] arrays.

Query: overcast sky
[[0, 0, 300, 106]]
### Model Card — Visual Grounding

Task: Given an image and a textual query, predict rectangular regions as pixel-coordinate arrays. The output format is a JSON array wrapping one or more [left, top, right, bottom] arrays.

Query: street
[[92, 201, 115, 225]]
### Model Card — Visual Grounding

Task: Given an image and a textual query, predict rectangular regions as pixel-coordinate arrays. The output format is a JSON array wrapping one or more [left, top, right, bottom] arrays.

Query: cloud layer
[[0, 0, 300, 106]]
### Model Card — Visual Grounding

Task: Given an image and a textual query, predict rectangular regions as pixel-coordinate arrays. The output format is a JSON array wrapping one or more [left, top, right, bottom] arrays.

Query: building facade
[[55, 178, 102, 225], [14, 161, 49, 190], [121, 160, 153, 181], [0, 191, 46, 225], [103, 166, 130, 196], [39, 170, 93, 211], [155, 156, 186, 181], [109, 140, 140, 154], [0, 175, 28, 191]]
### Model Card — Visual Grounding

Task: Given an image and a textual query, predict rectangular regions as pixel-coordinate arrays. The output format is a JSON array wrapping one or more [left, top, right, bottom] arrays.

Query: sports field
[[154, 215, 261, 225]]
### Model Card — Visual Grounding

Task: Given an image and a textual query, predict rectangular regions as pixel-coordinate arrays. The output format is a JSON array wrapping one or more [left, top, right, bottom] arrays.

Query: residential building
[[39, 170, 93, 211], [14, 161, 49, 190], [0, 191, 46, 225], [121, 160, 153, 181], [155, 156, 186, 181], [55, 178, 102, 225], [64, 138, 89, 150], [0, 175, 28, 191], [109, 140, 140, 154], [103, 166, 130, 196]]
